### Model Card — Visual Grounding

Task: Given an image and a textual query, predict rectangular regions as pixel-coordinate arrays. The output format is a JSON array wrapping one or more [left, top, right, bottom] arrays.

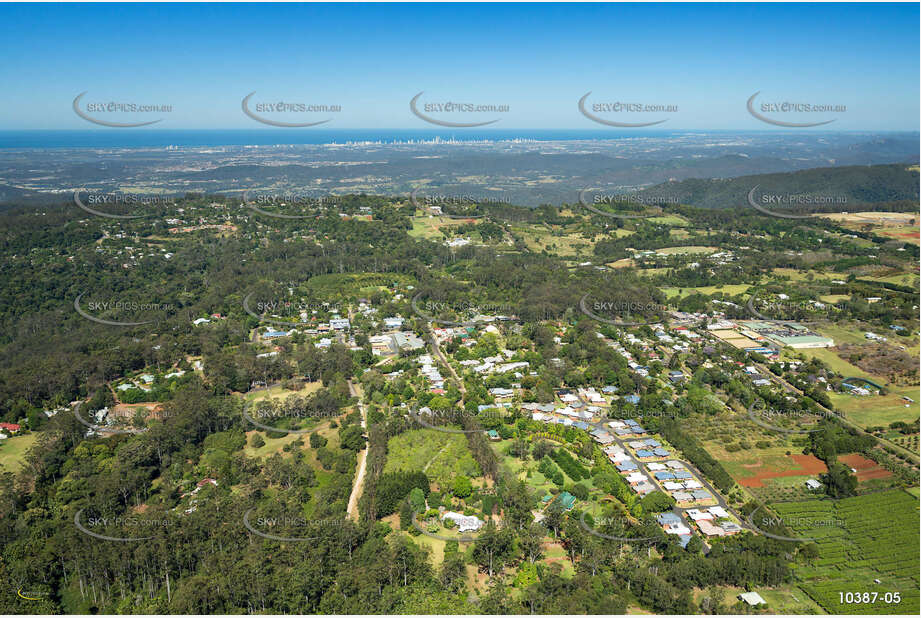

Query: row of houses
[[688, 506, 743, 536], [417, 354, 445, 390]]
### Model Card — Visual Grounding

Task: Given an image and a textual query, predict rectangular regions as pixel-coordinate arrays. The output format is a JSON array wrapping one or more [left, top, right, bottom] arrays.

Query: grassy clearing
[[408, 216, 470, 241], [828, 392, 919, 429], [812, 323, 872, 347], [758, 586, 826, 613], [407, 528, 446, 564], [790, 348, 870, 379], [785, 346, 919, 428], [509, 224, 598, 258], [384, 429, 480, 490], [655, 245, 719, 256], [770, 268, 837, 282], [243, 430, 304, 459], [647, 214, 690, 226], [865, 272, 920, 287], [0, 433, 38, 472], [662, 284, 751, 299], [244, 381, 323, 404]]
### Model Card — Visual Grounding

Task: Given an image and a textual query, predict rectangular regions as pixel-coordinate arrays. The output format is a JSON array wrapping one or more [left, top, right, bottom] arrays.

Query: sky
[[0, 2, 918, 130]]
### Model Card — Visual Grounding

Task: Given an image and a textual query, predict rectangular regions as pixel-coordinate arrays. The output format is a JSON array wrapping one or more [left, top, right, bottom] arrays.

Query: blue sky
[[0, 2, 917, 130]]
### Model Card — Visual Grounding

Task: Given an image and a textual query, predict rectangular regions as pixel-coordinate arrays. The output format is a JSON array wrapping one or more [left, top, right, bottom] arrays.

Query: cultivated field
[[771, 490, 920, 614]]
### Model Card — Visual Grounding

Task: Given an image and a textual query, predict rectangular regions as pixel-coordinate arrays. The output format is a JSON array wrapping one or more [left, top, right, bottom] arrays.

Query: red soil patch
[[737, 454, 828, 488], [838, 453, 893, 482]]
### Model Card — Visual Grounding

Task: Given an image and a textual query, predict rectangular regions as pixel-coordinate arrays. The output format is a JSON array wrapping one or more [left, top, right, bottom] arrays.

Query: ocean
[[0, 129, 715, 150]]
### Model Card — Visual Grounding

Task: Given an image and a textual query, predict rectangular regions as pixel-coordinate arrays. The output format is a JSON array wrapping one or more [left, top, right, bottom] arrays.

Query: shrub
[[549, 447, 589, 480], [309, 432, 327, 449], [567, 483, 589, 501], [376, 470, 431, 517], [452, 475, 473, 498]]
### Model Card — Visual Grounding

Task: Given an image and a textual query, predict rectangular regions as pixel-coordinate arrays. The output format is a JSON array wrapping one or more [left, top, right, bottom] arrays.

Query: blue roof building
[[617, 461, 638, 472], [644, 439, 661, 447], [653, 447, 670, 457], [624, 395, 641, 405], [654, 471, 676, 480], [636, 449, 655, 458], [657, 512, 681, 525]]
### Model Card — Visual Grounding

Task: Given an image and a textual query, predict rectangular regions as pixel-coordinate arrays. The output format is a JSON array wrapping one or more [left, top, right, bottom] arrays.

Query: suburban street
[[587, 413, 753, 546]]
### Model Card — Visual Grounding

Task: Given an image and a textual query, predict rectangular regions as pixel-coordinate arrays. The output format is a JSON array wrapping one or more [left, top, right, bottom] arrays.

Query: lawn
[[758, 586, 826, 613], [661, 284, 751, 299], [243, 430, 304, 459], [786, 346, 919, 428], [509, 224, 598, 258], [407, 528, 447, 564], [769, 267, 837, 282], [654, 245, 719, 255], [243, 415, 340, 460], [0, 432, 38, 472], [244, 381, 323, 404], [827, 392, 919, 429], [646, 214, 690, 226], [865, 272, 920, 287], [812, 323, 873, 347], [408, 216, 468, 241]]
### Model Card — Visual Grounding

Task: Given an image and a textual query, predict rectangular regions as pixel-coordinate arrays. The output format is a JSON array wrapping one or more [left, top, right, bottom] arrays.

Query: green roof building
[[557, 491, 577, 511]]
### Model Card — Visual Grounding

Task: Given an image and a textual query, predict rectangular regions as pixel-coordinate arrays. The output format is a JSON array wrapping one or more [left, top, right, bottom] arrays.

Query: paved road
[[427, 329, 466, 395]]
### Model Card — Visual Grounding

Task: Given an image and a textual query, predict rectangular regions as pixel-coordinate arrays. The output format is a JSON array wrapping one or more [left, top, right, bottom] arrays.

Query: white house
[[738, 592, 766, 606], [442, 511, 483, 533]]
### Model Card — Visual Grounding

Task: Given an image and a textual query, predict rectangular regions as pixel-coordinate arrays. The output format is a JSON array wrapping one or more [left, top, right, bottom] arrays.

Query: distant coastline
[[1, 129, 913, 150]]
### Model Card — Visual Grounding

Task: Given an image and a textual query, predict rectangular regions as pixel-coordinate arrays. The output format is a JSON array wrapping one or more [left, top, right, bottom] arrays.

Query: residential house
[[442, 511, 484, 532]]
